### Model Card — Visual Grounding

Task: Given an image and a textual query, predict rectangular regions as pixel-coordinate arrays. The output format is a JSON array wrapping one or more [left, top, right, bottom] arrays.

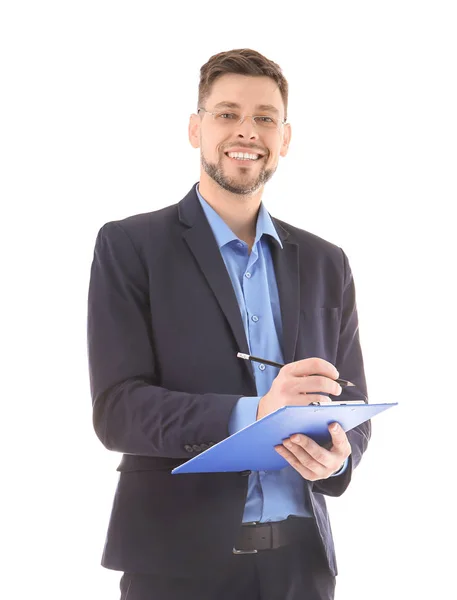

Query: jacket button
[[240, 470, 251, 476], [192, 444, 201, 452], [184, 445, 194, 453], [200, 443, 209, 451], [208, 442, 216, 447]]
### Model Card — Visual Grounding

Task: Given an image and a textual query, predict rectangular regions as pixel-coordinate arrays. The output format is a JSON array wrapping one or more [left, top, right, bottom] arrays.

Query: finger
[[328, 423, 350, 451], [275, 444, 330, 481], [294, 376, 342, 397], [288, 357, 339, 380], [286, 434, 330, 467]]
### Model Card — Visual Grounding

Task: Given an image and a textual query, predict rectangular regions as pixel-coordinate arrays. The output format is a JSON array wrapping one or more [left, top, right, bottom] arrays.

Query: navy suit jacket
[[87, 183, 370, 578]]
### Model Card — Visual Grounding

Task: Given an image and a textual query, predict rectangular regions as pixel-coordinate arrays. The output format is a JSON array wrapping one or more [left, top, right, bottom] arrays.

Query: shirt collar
[[196, 183, 283, 250]]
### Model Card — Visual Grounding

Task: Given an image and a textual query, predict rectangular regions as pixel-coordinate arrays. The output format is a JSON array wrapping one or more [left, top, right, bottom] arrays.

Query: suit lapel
[[179, 186, 254, 383], [270, 220, 300, 365]]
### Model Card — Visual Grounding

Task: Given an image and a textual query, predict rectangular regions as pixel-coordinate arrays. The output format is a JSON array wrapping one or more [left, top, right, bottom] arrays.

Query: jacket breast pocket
[[297, 307, 341, 363]]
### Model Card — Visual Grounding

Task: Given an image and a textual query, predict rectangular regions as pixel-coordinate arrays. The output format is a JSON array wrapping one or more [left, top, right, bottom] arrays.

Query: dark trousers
[[118, 537, 335, 600]]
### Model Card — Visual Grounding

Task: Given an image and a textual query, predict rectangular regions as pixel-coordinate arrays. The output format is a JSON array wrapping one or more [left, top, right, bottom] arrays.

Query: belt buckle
[[233, 521, 259, 555]]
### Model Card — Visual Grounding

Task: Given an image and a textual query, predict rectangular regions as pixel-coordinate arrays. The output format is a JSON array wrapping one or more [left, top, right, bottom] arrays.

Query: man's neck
[[198, 176, 263, 248]]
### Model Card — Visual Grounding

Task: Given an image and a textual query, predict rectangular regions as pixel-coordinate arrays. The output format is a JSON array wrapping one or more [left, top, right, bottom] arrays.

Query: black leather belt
[[233, 516, 315, 554]]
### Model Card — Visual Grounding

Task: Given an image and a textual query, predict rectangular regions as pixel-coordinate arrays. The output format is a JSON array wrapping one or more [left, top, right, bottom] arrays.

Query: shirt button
[[245, 272, 251, 278], [251, 315, 259, 322], [237, 242, 243, 248], [259, 364, 266, 371]]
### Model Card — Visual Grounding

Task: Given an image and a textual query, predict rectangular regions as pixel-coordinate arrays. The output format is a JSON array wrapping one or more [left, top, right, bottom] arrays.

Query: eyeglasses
[[197, 107, 286, 131]]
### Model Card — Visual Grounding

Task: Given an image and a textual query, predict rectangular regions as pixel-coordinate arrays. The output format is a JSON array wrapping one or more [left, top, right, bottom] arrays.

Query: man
[[87, 48, 370, 600]]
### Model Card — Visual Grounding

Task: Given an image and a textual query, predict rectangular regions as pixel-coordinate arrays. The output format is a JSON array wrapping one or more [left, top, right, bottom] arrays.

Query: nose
[[235, 116, 259, 140]]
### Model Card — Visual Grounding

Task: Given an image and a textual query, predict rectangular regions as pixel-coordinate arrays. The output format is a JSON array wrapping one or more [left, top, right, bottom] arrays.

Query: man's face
[[189, 74, 291, 196]]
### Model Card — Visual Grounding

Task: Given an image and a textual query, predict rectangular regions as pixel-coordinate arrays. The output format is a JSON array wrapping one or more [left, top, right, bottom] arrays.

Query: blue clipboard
[[172, 402, 397, 474]]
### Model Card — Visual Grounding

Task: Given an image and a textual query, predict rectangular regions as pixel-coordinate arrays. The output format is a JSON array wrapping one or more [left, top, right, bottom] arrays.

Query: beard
[[201, 151, 276, 196]]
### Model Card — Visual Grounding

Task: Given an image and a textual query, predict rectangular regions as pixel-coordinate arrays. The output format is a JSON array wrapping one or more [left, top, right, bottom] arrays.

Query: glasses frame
[[197, 107, 286, 130]]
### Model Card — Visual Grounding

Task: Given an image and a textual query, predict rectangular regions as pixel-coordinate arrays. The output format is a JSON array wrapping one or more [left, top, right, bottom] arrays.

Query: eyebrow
[[213, 101, 280, 116]]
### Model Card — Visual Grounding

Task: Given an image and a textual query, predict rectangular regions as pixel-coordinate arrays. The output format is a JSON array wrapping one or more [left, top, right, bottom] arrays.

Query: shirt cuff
[[330, 457, 349, 477], [228, 396, 261, 435]]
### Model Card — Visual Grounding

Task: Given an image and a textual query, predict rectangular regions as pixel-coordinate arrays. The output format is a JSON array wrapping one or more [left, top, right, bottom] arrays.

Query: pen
[[236, 352, 355, 387]]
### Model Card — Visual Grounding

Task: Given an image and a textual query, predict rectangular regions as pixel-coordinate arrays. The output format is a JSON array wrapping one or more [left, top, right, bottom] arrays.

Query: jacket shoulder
[[100, 203, 178, 239]]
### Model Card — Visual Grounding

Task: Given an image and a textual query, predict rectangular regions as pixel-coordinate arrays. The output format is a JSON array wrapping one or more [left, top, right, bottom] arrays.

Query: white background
[[1, 1, 456, 599]]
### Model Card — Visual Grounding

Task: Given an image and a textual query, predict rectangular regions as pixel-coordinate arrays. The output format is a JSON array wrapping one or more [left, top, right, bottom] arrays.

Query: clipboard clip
[[310, 400, 366, 406]]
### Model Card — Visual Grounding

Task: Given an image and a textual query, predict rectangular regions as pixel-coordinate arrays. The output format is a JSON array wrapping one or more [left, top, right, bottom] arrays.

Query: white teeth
[[227, 152, 260, 160]]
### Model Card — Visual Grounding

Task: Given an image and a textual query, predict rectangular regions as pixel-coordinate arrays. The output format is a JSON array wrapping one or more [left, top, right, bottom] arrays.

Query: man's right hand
[[256, 357, 342, 421]]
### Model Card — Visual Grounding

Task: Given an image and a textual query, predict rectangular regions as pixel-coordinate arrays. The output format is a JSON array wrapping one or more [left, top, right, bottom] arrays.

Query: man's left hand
[[274, 423, 351, 481]]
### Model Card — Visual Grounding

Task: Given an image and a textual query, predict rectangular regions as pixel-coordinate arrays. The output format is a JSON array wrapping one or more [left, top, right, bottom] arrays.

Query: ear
[[188, 113, 201, 149], [279, 122, 292, 157]]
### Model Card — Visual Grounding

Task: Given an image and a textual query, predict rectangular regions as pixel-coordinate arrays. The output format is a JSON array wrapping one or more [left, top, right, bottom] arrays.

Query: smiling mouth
[[224, 151, 265, 162]]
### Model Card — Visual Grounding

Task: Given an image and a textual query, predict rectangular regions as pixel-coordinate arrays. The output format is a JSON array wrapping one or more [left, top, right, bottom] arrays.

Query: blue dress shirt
[[197, 185, 344, 524]]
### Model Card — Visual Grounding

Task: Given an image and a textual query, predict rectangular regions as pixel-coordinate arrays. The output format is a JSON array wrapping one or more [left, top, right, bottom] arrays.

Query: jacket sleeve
[[311, 249, 371, 496], [87, 222, 242, 458]]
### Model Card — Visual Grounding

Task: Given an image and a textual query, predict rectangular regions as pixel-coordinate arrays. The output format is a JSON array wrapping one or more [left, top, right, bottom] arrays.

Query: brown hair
[[198, 48, 289, 120]]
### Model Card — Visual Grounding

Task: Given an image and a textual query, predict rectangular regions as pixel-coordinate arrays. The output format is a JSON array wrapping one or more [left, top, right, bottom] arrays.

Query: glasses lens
[[211, 111, 280, 129], [214, 112, 240, 123], [253, 116, 278, 129]]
